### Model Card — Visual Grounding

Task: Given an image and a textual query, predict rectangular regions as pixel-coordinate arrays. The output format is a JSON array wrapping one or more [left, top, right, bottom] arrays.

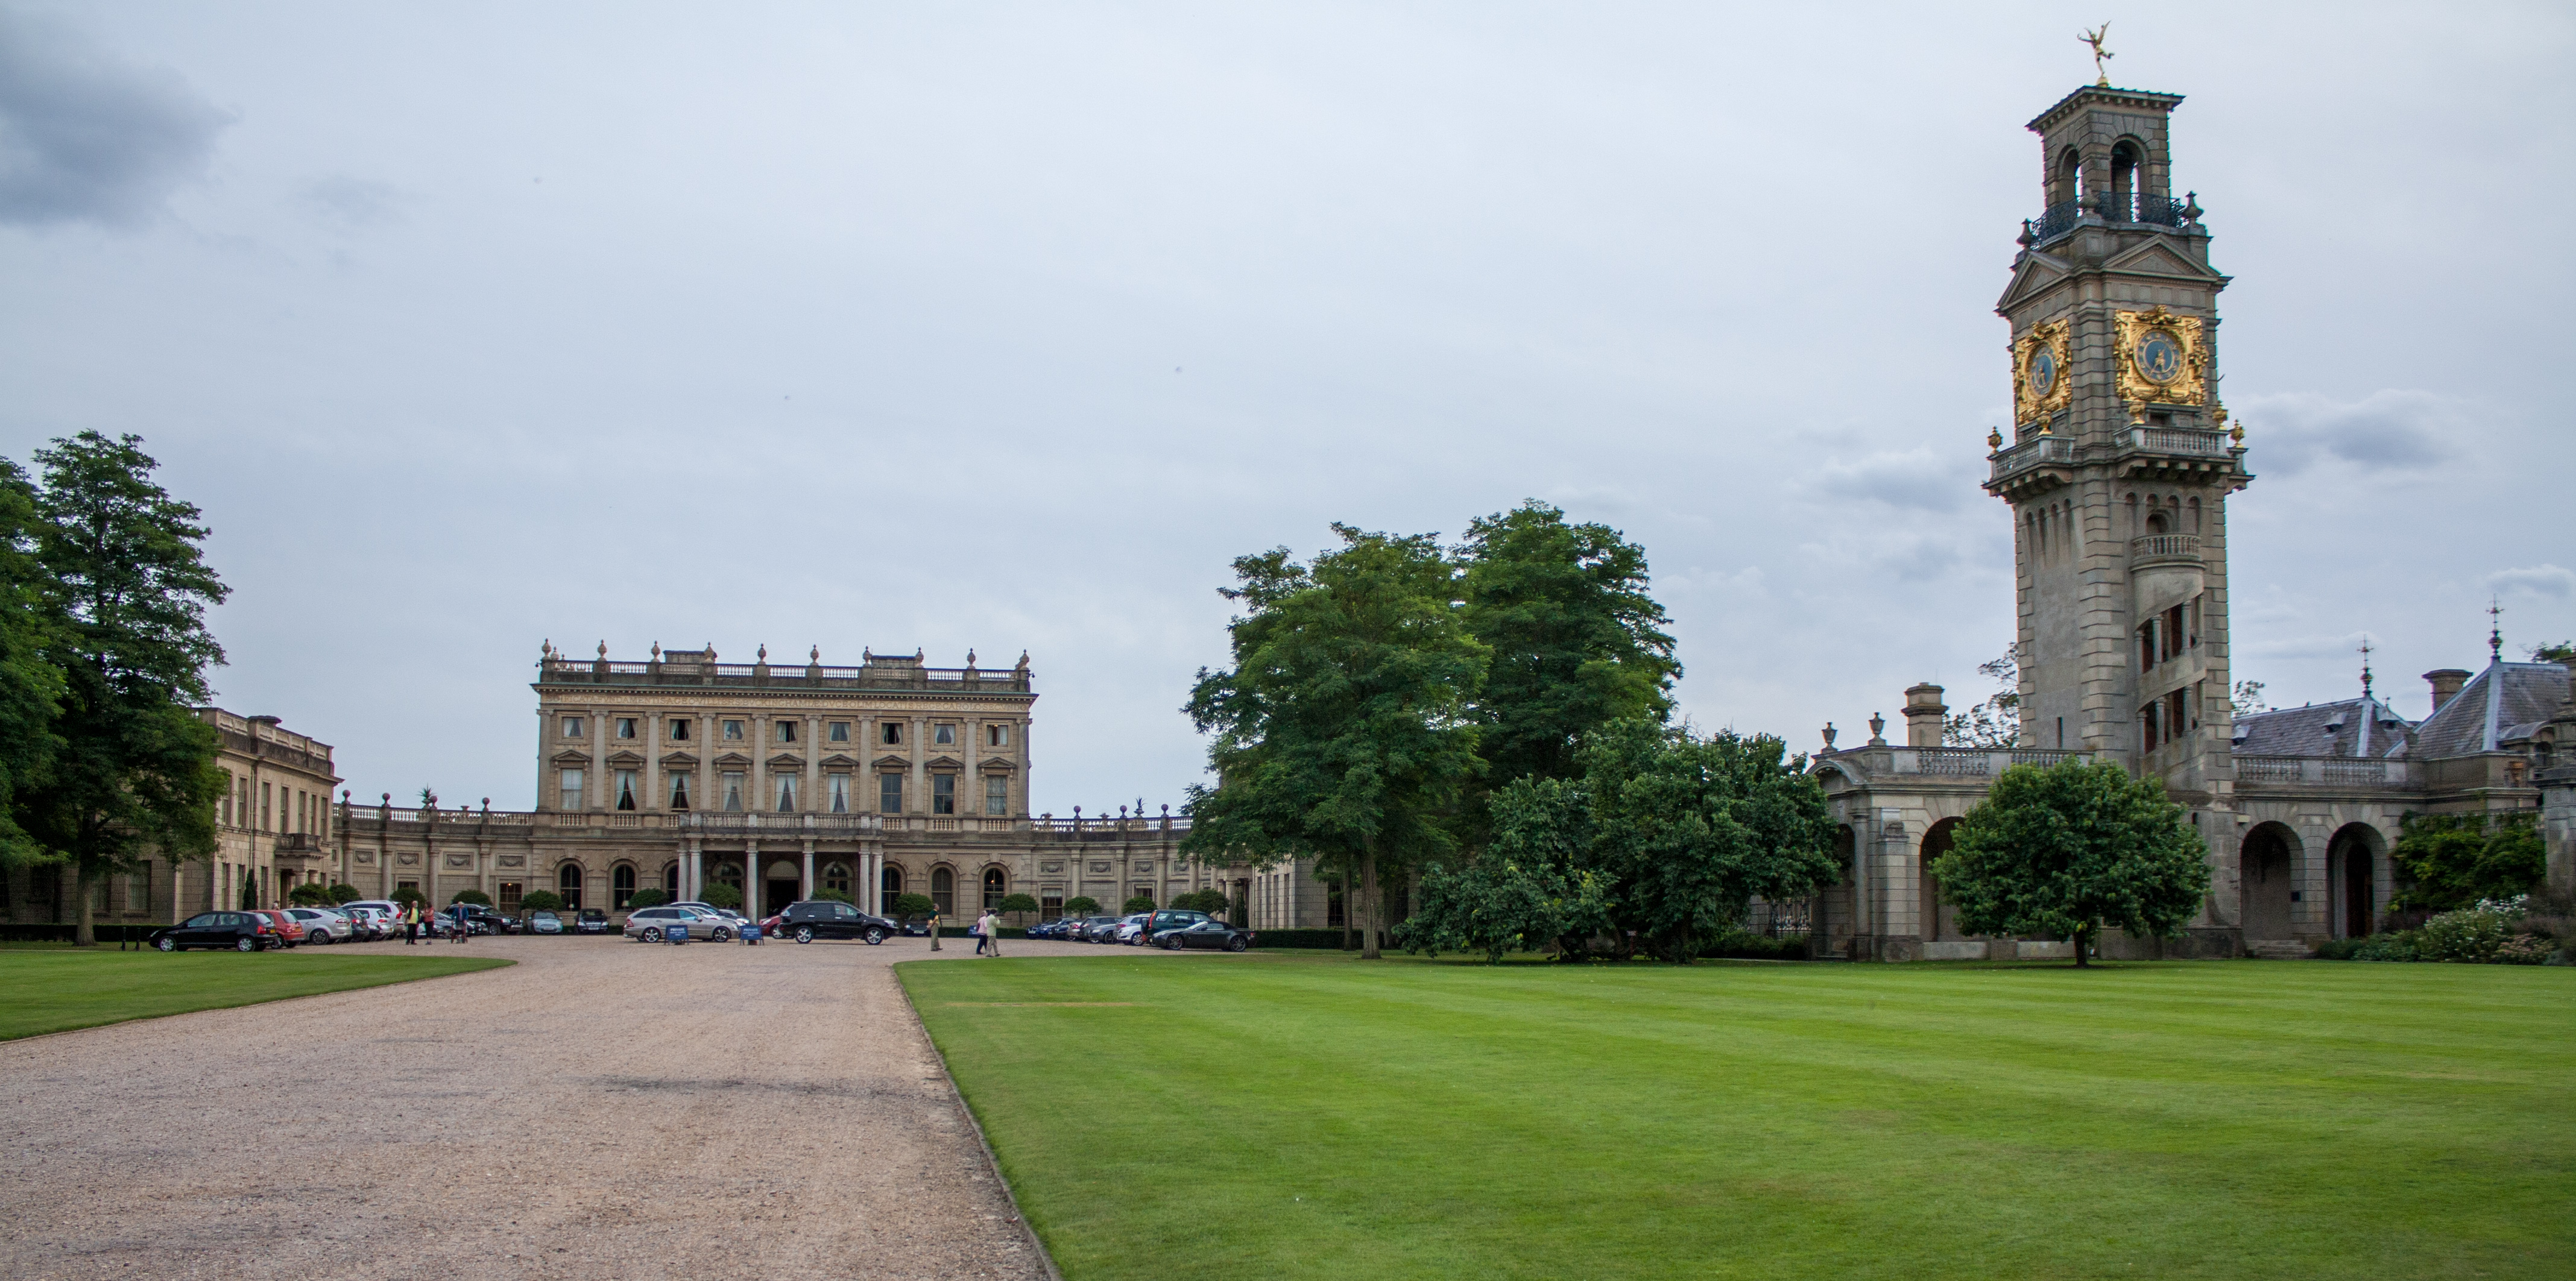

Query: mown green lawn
[[903, 954, 2576, 1280], [0, 947, 511, 1040]]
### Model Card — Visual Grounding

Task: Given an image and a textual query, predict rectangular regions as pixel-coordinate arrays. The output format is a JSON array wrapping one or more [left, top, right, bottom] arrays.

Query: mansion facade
[[1808, 80, 2576, 961]]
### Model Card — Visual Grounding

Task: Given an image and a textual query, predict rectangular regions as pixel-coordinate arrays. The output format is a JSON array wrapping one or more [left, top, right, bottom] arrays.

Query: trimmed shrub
[[288, 883, 334, 907], [813, 888, 853, 904], [450, 889, 493, 907], [390, 886, 426, 907], [892, 893, 938, 921], [326, 883, 362, 904], [520, 889, 566, 912], [1699, 931, 1811, 961], [698, 883, 743, 910], [1063, 896, 1102, 916], [619, 889, 666, 910], [1122, 894, 1157, 914]]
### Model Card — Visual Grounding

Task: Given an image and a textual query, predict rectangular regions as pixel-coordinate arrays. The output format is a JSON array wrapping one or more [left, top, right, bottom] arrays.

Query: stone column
[[686, 840, 701, 902], [751, 718, 768, 822], [804, 715, 821, 820], [645, 713, 661, 814], [801, 838, 816, 901], [534, 709, 550, 814], [589, 708, 607, 812], [745, 839, 762, 919]]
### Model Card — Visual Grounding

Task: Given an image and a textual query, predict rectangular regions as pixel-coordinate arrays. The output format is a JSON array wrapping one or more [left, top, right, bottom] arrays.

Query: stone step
[[2244, 939, 2315, 960]]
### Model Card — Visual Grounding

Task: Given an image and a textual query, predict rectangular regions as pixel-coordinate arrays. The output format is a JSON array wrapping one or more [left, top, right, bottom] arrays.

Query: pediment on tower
[[2101, 240, 2225, 283], [1996, 251, 2072, 312]]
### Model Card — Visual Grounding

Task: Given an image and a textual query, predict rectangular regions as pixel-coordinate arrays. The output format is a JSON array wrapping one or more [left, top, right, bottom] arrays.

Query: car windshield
[[532, 911, 557, 921]]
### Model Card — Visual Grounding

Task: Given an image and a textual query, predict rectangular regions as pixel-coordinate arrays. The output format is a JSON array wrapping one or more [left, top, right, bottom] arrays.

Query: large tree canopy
[[1456, 502, 1678, 787], [1181, 525, 1489, 958], [0, 459, 65, 867], [15, 433, 229, 945], [1930, 758, 2211, 966]]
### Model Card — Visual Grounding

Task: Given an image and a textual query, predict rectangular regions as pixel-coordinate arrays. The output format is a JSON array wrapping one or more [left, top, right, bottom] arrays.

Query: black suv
[[775, 899, 901, 945], [448, 905, 516, 935]]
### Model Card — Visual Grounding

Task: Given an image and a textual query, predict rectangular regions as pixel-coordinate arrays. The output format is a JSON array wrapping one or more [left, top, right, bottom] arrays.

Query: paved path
[[1, 933, 1137, 1280]]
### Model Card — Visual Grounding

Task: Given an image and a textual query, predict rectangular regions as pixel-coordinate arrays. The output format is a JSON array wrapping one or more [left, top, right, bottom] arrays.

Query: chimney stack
[[1904, 683, 1948, 748], [2425, 669, 2470, 713]]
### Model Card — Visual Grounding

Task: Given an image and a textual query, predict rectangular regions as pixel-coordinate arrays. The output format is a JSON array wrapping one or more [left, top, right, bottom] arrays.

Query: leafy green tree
[[2528, 641, 2574, 664], [520, 889, 567, 911], [1942, 646, 2021, 748], [997, 892, 1040, 919], [16, 434, 229, 946], [2391, 814, 2543, 912], [1456, 502, 1677, 787], [450, 889, 492, 907], [1121, 894, 1156, 914], [0, 459, 65, 870], [1576, 720, 1840, 963], [1931, 758, 2210, 966], [698, 882, 743, 910], [325, 883, 361, 904], [1184, 526, 1490, 958], [892, 892, 937, 921], [1062, 895, 1100, 916], [1170, 888, 1229, 914], [288, 883, 333, 907]]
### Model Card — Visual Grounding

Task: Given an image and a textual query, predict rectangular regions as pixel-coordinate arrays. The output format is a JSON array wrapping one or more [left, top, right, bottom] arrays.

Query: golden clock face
[[2134, 329, 2185, 384], [2026, 346, 2059, 398]]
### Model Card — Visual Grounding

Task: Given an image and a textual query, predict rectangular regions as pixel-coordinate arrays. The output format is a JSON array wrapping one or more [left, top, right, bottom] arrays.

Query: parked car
[[150, 911, 283, 952], [445, 905, 516, 935], [575, 908, 611, 934], [1152, 918, 1255, 951], [899, 917, 932, 937], [671, 901, 751, 926], [339, 906, 396, 941], [285, 907, 356, 944], [769, 899, 900, 945], [1072, 916, 1119, 943], [248, 909, 307, 947], [623, 905, 731, 942], [526, 910, 564, 934], [1137, 909, 1213, 941], [1024, 919, 1071, 940], [1113, 913, 1163, 945]]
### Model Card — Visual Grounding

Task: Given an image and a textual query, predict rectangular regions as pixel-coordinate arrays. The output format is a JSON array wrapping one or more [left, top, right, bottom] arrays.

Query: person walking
[[971, 911, 987, 955], [979, 907, 1002, 958]]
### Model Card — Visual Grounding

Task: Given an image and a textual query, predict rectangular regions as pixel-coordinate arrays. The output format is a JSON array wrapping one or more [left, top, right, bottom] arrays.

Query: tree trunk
[[2072, 922, 2091, 968], [1360, 847, 1381, 960], [71, 863, 95, 947]]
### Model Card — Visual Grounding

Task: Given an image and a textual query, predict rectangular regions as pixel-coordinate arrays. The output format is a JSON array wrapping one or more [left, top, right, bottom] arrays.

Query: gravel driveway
[[1, 933, 1144, 1280]]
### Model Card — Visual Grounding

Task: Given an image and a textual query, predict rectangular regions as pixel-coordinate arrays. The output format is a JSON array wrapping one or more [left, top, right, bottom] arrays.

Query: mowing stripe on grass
[[0, 949, 514, 1040]]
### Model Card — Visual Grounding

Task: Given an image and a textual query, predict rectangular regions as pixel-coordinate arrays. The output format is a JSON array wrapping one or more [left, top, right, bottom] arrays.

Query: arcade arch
[[2240, 822, 2300, 942]]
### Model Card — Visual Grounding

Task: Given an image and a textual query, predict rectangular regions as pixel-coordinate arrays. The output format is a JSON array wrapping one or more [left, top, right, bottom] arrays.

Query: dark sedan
[[150, 911, 282, 952], [1152, 919, 1255, 952], [574, 908, 611, 934], [772, 900, 900, 945]]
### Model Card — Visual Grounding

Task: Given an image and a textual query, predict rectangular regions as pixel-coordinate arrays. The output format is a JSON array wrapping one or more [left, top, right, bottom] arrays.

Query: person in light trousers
[[978, 908, 1002, 957]]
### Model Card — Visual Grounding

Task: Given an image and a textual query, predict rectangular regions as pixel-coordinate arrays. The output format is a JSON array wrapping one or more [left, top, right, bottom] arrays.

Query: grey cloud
[[2488, 564, 2575, 599], [2236, 389, 2457, 478], [298, 174, 406, 231], [0, 8, 230, 228], [1805, 445, 1971, 512]]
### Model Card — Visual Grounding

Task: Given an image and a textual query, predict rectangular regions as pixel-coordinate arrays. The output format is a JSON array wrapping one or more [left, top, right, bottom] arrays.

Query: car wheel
[[795, 926, 815, 943], [641, 928, 662, 943], [1227, 937, 1249, 952], [1163, 936, 1181, 951], [711, 927, 732, 942], [156, 936, 176, 952], [236, 936, 258, 952], [864, 928, 885, 945]]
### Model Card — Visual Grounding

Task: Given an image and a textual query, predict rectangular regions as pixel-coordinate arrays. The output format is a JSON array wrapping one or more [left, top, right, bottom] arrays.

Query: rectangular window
[[934, 723, 956, 745], [559, 769, 584, 811], [775, 774, 798, 813], [722, 772, 745, 812], [777, 720, 797, 743], [881, 722, 902, 745], [879, 773, 903, 814], [932, 774, 956, 815], [1041, 892, 1062, 922], [614, 770, 639, 811], [987, 723, 1011, 747], [985, 776, 1008, 816], [670, 720, 690, 741], [669, 773, 692, 810], [497, 881, 523, 913], [563, 717, 585, 737], [829, 774, 850, 814], [616, 717, 636, 739], [722, 720, 744, 740], [262, 782, 272, 831], [828, 722, 849, 742]]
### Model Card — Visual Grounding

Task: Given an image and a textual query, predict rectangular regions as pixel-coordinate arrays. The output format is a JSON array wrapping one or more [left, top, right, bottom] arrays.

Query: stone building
[[317, 644, 1274, 926], [1810, 79, 2569, 960], [0, 707, 342, 927]]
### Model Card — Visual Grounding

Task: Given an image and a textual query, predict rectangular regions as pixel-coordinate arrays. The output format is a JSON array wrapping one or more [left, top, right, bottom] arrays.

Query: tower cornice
[[2027, 85, 2185, 134]]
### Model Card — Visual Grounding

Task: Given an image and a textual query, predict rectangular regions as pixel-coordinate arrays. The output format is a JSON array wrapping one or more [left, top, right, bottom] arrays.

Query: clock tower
[[1984, 83, 2250, 803]]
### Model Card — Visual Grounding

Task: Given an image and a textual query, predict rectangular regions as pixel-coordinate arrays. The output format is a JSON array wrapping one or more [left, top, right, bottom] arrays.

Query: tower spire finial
[[2079, 21, 2114, 87], [2489, 597, 2504, 663], [2358, 635, 2374, 699]]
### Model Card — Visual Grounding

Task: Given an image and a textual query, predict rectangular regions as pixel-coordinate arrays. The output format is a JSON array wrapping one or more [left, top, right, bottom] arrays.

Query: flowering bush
[[2346, 897, 2533, 964]]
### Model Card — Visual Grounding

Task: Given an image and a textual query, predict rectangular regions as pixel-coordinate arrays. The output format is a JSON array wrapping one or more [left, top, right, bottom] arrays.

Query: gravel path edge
[[895, 957, 1068, 1281]]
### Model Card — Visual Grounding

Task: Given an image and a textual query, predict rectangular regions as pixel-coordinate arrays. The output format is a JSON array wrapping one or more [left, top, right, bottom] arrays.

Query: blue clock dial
[[2135, 330, 2184, 384], [2027, 347, 2057, 398]]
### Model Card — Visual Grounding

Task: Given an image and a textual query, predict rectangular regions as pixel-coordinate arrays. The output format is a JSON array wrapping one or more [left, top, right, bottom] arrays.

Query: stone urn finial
[[597, 640, 607, 658], [1867, 713, 1887, 746], [1822, 722, 1837, 751]]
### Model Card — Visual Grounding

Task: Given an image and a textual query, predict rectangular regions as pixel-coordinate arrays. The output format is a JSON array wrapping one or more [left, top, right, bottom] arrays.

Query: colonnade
[[677, 839, 887, 917]]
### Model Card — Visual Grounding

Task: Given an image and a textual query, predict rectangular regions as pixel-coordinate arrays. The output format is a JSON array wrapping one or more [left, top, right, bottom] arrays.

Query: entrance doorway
[[2330, 823, 2380, 937], [1918, 818, 1962, 941], [2240, 823, 2297, 941], [765, 859, 801, 912]]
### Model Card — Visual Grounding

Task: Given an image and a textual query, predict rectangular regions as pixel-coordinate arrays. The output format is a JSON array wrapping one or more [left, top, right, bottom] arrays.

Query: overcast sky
[[2, 2, 2569, 813]]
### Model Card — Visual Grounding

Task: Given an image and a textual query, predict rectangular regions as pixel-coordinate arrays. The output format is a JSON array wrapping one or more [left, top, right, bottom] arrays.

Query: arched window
[[714, 860, 742, 889], [2187, 497, 2202, 533], [2050, 147, 2083, 207], [613, 863, 638, 908], [2147, 509, 2170, 534], [882, 863, 904, 907], [983, 867, 1005, 912], [2108, 139, 2143, 215], [663, 862, 681, 893], [931, 866, 955, 916], [824, 862, 851, 895], [558, 863, 584, 910]]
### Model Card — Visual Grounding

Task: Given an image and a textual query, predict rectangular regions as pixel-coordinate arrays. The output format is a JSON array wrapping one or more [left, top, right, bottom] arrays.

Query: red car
[[248, 910, 306, 947]]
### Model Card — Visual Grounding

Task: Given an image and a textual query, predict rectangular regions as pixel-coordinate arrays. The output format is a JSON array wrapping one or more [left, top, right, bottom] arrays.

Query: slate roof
[[2411, 661, 2574, 759], [2232, 694, 2416, 760]]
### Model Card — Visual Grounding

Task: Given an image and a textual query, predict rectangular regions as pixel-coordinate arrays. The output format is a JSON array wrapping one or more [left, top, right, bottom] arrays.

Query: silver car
[[623, 905, 732, 942], [285, 907, 357, 943]]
